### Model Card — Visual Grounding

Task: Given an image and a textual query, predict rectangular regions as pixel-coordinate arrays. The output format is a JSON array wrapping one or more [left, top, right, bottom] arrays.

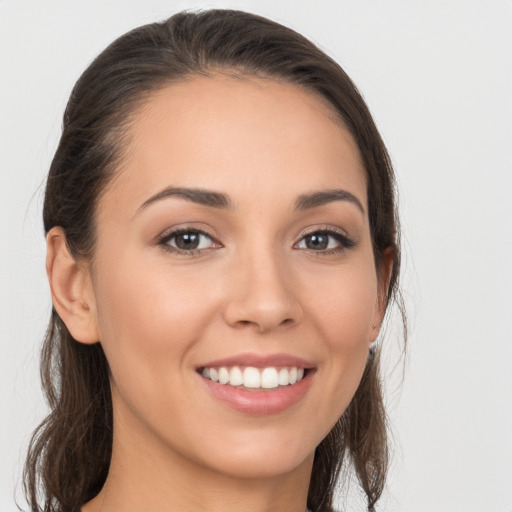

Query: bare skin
[[47, 75, 389, 512]]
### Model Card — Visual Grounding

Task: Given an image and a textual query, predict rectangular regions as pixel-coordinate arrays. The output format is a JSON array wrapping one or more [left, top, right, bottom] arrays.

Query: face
[[86, 76, 385, 479]]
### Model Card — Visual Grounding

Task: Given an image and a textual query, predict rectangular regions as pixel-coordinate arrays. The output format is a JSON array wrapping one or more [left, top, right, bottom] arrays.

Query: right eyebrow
[[136, 186, 233, 214]]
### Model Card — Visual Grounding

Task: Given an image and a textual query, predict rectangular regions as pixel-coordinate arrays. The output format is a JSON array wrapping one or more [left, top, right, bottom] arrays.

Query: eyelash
[[296, 227, 356, 255], [157, 226, 356, 257], [158, 228, 220, 256]]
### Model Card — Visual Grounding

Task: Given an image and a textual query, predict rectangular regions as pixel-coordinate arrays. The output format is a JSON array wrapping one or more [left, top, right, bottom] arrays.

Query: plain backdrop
[[1, 1, 511, 511]]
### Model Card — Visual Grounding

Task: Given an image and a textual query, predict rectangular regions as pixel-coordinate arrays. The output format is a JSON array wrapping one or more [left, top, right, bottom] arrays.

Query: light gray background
[[1, 1, 511, 511]]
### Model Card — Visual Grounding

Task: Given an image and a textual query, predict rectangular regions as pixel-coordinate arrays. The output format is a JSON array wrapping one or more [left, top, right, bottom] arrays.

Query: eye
[[296, 229, 356, 253], [159, 228, 219, 254]]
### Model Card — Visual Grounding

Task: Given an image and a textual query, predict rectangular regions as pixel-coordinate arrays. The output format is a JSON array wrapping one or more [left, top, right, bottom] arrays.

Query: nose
[[222, 246, 302, 333]]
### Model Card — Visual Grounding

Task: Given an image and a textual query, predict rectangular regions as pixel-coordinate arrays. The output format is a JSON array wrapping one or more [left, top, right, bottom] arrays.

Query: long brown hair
[[24, 9, 405, 512]]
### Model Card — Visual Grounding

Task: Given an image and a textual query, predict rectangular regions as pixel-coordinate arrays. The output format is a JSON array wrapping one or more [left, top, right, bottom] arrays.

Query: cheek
[[305, 259, 377, 414], [309, 259, 377, 348], [92, 252, 219, 386], [90, 256, 226, 451]]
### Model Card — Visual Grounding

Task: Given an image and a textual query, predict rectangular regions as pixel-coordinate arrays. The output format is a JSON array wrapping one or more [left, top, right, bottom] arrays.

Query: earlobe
[[46, 227, 99, 344]]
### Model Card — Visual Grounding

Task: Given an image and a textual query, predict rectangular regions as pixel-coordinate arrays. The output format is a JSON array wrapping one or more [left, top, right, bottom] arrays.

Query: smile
[[201, 366, 306, 389], [197, 354, 315, 415]]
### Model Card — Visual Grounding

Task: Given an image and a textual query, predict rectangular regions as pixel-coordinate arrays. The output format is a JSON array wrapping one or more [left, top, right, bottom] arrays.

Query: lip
[[197, 352, 315, 370], [197, 352, 316, 415]]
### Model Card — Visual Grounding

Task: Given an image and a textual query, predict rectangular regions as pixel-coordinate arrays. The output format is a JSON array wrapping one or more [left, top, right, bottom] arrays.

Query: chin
[[180, 424, 321, 481], [206, 446, 314, 480]]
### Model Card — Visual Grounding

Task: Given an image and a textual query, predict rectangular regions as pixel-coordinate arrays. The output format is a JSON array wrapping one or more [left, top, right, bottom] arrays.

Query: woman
[[24, 9, 404, 512]]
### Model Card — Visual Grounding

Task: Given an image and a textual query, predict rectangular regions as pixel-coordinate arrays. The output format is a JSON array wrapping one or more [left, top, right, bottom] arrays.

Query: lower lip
[[200, 371, 314, 415]]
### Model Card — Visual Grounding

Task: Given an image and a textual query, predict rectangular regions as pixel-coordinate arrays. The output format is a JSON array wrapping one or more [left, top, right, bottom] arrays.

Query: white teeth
[[261, 367, 279, 388], [229, 366, 243, 386], [278, 368, 289, 386], [218, 367, 230, 384], [202, 365, 306, 388], [243, 367, 261, 388]]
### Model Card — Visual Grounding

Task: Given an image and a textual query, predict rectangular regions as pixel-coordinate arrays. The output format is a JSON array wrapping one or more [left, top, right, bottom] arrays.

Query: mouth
[[196, 354, 316, 415]]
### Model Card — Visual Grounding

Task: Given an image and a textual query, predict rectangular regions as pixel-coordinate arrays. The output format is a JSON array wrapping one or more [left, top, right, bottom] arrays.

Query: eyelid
[[298, 224, 351, 239], [157, 226, 222, 256], [294, 225, 357, 253]]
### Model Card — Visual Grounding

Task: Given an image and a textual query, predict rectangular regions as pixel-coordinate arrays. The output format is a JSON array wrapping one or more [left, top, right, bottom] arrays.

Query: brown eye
[[162, 230, 216, 252], [296, 229, 356, 253], [174, 232, 201, 250], [303, 233, 329, 250]]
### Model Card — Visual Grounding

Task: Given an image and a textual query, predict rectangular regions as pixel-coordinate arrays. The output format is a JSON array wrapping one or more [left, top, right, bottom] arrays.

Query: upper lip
[[198, 352, 316, 369]]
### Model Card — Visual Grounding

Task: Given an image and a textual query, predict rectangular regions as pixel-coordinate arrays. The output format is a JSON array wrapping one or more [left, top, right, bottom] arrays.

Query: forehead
[[102, 75, 367, 214]]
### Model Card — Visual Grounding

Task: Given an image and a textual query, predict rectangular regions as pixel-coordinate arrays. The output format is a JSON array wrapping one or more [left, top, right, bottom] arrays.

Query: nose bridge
[[223, 236, 301, 332]]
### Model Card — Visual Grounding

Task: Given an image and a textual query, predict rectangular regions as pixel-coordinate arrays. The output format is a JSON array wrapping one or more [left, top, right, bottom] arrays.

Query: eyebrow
[[137, 186, 232, 213], [137, 186, 364, 215], [294, 189, 365, 214]]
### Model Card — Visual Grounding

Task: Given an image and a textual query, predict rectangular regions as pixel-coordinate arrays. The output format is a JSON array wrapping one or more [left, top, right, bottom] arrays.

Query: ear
[[46, 227, 99, 344], [370, 248, 394, 343]]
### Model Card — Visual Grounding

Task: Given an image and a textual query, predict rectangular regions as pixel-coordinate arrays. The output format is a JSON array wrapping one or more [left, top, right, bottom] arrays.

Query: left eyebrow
[[294, 189, 365, 214]]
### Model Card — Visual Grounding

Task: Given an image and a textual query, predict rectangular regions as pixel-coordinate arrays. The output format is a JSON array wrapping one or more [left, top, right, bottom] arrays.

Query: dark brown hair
[[24, 9, 404, 512]]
